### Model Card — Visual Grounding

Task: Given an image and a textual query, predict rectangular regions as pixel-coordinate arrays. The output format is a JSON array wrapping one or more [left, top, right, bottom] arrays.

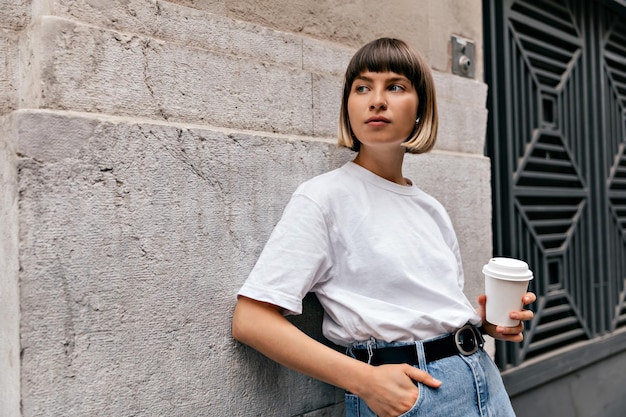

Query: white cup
[[483, 257, 533, 327]]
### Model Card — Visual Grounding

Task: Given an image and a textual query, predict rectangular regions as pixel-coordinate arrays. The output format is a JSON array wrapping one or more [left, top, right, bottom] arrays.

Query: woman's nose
[[369, 91, 387, 110]]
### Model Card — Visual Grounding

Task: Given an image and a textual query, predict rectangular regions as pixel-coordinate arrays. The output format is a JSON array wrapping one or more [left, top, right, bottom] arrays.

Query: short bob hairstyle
[[337, 38, 438, 154]]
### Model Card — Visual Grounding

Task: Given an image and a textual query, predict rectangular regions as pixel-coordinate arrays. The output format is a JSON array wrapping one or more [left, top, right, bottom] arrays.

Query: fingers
[[490, 322, 524, 342], [361, 364, 433, 417], [477, 294, 487, 307], [510, 292, 536, 322], [496, 321, 523, 334], [404, 365, 442, 388], [510, 309, 533, 322], [522, 292, 536, 305]]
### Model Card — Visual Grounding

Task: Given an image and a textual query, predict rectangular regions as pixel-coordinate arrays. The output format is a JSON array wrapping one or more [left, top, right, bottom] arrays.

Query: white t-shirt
[[238, 162, 481, 346]]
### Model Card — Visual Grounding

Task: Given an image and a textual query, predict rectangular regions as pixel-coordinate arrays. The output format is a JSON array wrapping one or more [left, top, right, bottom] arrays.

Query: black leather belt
[[352, 325, 484, 366]]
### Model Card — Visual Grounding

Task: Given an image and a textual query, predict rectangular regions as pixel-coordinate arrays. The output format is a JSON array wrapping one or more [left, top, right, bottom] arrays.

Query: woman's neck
[[353, 147, 407, 185]]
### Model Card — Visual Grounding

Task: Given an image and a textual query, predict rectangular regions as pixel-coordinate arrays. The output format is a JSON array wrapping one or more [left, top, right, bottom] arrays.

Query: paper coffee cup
[[483, 257, 533, 327]]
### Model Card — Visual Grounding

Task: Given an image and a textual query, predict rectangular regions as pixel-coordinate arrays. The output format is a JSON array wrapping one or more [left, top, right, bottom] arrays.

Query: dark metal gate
[[484, 0, 626, 369]]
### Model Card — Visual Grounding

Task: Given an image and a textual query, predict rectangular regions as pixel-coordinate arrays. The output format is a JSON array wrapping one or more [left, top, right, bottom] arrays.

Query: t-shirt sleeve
[[237, 192, 332, 315]]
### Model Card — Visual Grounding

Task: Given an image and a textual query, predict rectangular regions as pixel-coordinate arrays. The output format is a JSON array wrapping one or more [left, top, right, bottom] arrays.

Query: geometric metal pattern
[[605, 17, 626, 330], [485, 0, 626, 368]]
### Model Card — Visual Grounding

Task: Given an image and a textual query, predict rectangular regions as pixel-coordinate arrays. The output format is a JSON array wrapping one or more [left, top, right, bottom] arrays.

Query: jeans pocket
[[344, 381, 426, 417], [344, 393, 360, 417], [397, 381, 425, 417]]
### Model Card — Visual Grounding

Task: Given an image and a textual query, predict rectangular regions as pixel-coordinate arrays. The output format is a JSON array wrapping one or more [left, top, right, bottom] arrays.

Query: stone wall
[[0, 1, 489, 416]]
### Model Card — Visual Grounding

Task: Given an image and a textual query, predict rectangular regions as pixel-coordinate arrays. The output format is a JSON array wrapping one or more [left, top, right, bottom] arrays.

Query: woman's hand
[[476, 292, 536, 342], [357, 364, 441, 417]]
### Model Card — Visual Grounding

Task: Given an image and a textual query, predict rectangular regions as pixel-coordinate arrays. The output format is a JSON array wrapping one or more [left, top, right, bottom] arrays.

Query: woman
[[232, 37, 534, 417]]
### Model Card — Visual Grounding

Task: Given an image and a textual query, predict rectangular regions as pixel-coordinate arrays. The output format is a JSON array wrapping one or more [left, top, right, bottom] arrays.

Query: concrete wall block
[[190, 0, 431, 55], [15, 110, 491, 416], [33, 16, 319, 135], [312, 72, 342, 138], [0, 113, 20, 417], [39, 0, 352, 77], [433, 73, 488, 154], [24, 16, 154, 113], [437, 102, 488, 155], [51, 0, 306, 69], [303, 37, 354, 76], [0, 0, 30, 30], [433, 72, 487, 112], [16, 110, 350, 416], [16, 110, 101, 162]]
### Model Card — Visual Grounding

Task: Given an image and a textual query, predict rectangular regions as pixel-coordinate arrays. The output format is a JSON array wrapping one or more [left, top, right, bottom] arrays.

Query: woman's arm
[[232, 296, 441, 417]]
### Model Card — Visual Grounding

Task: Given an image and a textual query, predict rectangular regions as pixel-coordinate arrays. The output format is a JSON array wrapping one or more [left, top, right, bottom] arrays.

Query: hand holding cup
[[477, 258, 536, 342]]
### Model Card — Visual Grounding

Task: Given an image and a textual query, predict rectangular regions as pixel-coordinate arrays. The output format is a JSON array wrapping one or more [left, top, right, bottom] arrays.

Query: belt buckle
[[454, 324, 482, 356]]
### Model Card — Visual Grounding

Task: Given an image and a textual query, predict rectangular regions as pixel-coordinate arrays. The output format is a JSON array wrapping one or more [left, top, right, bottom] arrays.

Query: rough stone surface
[[433, 73, 488, 154], [0, 0, 30, 30], [16, 111, 350, 416], [35, 0, 355, 76], [28, 16, 317, 135], [0, 30, 19, 114], [14, 110, 491, 416], [0, 114, 20, 417]]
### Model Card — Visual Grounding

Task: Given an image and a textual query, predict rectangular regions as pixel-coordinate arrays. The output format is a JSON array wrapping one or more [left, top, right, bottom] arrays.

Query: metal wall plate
[[451, 35, 475, 79]]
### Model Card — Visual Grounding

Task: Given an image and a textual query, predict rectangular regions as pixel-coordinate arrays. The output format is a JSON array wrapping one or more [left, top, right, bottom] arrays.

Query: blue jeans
[[345, 337, 516, 417]]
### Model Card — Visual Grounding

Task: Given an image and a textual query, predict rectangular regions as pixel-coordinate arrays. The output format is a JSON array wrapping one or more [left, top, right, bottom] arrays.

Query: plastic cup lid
[[482, 257, 533, 281]]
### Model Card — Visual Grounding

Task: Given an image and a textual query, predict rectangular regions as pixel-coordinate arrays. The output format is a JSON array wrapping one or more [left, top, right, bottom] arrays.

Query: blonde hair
[[337, 38, 438, 154]]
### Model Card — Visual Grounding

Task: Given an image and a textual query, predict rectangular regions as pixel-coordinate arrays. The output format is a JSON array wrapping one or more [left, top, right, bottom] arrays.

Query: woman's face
[[347, 71, 419, 150]]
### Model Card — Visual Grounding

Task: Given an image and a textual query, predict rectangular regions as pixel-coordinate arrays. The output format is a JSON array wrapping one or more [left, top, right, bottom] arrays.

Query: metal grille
[[484, 0, 626, 368]]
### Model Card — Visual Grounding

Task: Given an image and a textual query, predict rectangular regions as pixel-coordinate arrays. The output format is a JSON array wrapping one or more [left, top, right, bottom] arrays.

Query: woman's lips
[[365, 116, 390, 126]]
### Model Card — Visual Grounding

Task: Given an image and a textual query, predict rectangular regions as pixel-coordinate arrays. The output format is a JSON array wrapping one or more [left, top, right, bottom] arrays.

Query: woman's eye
[[355, 85, 369, 93], [389, 84, 405, 92]]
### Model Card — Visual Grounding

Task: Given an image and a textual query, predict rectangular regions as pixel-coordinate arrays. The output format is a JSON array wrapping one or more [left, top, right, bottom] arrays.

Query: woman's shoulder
[[295, 163, 354, 196]]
